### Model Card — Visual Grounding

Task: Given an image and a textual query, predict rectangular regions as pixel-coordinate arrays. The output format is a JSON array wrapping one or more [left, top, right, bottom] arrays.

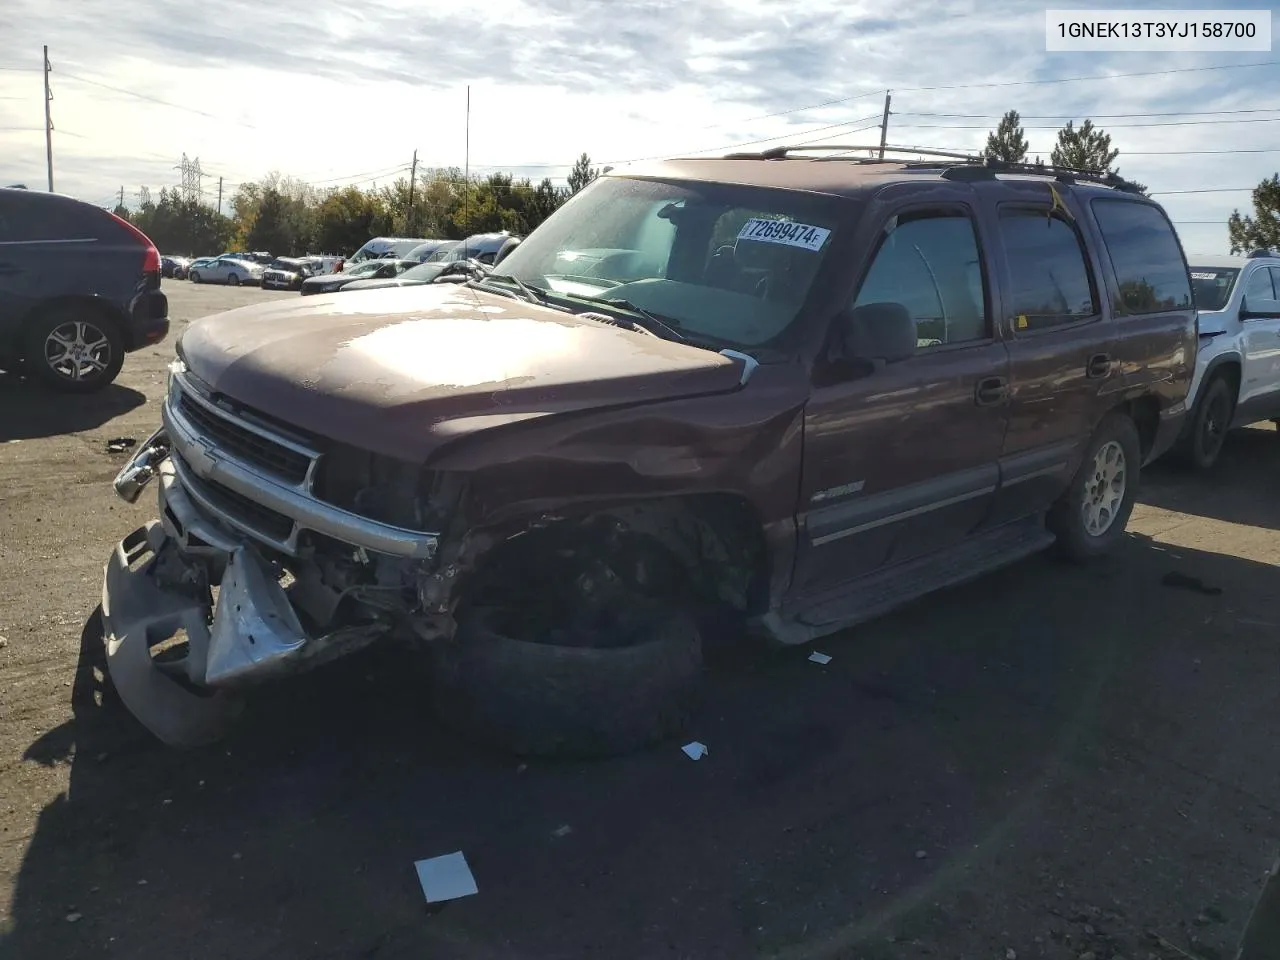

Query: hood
[[177, 284, 747, 462]]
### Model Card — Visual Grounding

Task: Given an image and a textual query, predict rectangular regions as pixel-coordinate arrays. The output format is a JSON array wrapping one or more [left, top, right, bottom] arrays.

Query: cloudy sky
[[1, 0, 1276, 253]]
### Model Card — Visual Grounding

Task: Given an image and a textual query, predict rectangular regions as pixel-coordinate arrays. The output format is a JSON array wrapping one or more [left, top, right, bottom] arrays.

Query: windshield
[[1190, 267, 1241, 311], [397, 262, 447, 281], [492, 176, 840, 348]]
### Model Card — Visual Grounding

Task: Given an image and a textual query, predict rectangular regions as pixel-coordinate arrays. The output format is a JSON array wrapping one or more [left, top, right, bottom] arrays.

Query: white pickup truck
[[1175, 249, 1280, 468]]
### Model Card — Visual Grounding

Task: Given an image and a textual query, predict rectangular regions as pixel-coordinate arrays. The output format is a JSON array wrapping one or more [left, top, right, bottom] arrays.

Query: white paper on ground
[[808, 652, 833, 665], [414, 851, 479, 903], [682, 741, 708, 760]]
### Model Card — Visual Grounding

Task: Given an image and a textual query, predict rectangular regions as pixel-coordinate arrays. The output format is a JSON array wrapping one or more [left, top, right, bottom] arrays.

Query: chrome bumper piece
[[102, 420, 403, 746]]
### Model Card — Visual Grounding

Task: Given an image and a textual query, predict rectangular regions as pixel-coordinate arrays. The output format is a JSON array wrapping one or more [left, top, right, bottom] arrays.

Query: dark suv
[[100, 150, 1195, 753], [0, 188, 169, 392]]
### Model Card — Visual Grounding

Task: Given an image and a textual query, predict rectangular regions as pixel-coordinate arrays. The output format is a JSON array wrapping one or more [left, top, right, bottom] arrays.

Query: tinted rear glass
[[1091, 199, 1192, 315], [1189, 267, 1240, 311]]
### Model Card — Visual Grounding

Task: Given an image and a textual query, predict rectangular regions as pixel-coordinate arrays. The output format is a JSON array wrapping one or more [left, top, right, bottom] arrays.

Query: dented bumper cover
[[101, 426, 409, 746]]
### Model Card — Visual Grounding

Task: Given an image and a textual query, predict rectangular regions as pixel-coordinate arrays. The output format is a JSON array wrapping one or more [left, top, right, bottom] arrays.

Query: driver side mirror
[[1241, 297, 1280, 320], [838, 302, 917, 366]]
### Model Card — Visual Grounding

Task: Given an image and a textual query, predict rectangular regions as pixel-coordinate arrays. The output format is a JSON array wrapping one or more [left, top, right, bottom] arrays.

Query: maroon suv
[[101, 151, 1196, 754]]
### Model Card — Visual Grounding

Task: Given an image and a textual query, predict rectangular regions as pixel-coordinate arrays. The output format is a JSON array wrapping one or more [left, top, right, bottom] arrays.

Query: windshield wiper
[[568, 294, 690, 344], [470, 272, 549, 307]]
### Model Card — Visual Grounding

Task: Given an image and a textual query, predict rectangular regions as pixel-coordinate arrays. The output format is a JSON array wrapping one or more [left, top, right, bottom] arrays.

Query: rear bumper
[[126, 290, 169, 351]]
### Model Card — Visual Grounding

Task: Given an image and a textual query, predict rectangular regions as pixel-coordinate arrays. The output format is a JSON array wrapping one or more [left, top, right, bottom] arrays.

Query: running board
[[754, 517, 1056, 646]]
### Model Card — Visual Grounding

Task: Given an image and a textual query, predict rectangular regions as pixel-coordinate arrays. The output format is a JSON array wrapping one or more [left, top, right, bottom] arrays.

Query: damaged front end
[[101, 366, 458, 746]]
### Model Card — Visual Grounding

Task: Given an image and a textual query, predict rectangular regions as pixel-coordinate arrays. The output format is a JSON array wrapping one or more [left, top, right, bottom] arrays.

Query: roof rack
[[929, 157, 1144, 194], [722, 144, 978, 162], [1247, 248, 1275, 259], [718, 145, 1145, 194]]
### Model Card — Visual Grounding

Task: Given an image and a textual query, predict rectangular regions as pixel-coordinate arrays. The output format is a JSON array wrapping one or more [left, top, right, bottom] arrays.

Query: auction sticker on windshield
[[737, 218, 831, 252], [1191, 272, 1218, 279]]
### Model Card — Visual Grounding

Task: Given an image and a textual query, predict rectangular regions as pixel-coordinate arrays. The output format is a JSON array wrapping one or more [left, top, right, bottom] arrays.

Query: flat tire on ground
[[428, 604, 703, 759]]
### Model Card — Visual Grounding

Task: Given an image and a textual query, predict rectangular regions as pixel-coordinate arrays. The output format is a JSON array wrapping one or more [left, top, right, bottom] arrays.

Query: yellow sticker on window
[[1016, 314, 1029, 330]]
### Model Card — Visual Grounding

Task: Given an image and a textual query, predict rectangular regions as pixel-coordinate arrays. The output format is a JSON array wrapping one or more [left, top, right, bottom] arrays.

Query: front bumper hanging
[[101, 431, 350, 746]]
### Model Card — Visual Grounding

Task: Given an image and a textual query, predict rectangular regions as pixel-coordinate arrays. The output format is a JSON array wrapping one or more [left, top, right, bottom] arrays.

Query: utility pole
[[118, 186, 123, 209], [217, 176, 223, 216], [406, 149, 418, 234], [463, 86, 470, 235], [43, 45, 53, 191], [878, 90, 891, 160]]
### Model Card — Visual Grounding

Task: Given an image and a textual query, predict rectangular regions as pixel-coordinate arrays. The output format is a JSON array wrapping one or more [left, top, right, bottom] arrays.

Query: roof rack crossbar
[[928, 157, 1143, 193], [722, 144, 980, 162], [712, 146, 1144, 194]]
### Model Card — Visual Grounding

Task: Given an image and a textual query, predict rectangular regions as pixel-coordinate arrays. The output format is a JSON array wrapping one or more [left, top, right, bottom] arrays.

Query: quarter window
[[998, 208, 1097, 331], [1091, 199, 1193, 315], [1243, 267, 1276, 307], [853, 211, 989, 348]]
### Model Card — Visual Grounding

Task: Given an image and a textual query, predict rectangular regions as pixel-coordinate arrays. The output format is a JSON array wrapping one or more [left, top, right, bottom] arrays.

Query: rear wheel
[[24, 307, 125, 393], [1049, 413, 1141, 562]]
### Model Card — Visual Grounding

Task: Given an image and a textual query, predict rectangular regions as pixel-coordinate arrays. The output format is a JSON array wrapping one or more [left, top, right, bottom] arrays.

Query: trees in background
[[983, 110, 1028, 163], [118, 155, 600, 257], [1228, 175, 1280, 253]]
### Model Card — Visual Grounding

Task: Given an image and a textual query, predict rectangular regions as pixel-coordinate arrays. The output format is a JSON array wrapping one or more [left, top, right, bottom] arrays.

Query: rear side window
[[1243, 267, 1276, 306], [998, 208, 1097, 331], [4, 195, 98, 242], [1091, 199, 1192, 315], [853, 210, 989, 347]]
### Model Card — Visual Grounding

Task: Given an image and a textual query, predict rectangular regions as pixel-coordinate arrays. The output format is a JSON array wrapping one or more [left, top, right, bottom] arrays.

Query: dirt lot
[[2, 281, 1280, 960]]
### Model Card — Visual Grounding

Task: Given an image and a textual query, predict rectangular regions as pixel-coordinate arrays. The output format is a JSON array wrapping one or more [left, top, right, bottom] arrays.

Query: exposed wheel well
[[1203, 360, 1242, 406], [457, 494, 773, 623], [1117, 394, 1161, 460]]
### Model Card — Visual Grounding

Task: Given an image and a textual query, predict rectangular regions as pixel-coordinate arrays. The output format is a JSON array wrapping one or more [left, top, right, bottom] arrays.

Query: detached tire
[[1049, 412, 1141, 562], [429, 605, 703, 759]]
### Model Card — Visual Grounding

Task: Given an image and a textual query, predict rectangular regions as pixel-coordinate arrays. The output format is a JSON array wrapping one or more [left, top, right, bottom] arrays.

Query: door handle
[[1086, 353, 1112, 378], [975, 376, 1008, 407]]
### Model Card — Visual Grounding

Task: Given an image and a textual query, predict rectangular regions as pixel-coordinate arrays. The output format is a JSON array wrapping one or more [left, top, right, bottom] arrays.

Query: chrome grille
[[174, 378, 316, 486]]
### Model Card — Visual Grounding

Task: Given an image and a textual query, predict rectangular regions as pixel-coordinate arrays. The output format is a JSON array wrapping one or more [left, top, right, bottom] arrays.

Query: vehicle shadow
[[0, 375, 147, 442], [4, 531, 1279, 960], [1142, 424, 1280, 530]]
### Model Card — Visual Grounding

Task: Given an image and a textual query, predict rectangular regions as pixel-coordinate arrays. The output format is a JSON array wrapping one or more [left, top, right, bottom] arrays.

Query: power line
[[603, 113, 885, 166], [57, 71, 258, 129], [897, 117, 1280, 130], [895, 59, 1279, 92], [730, 60, 1280, 129], [901, 107, 1280, 120]]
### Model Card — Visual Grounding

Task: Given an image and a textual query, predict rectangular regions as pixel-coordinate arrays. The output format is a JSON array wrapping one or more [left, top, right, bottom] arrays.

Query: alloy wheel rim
[[44, 320, 111, 382], [1082, 440, 1126, 537]]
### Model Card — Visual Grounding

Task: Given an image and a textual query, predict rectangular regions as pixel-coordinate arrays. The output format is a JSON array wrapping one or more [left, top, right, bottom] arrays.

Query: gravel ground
[[2, 282, 1279, 960]]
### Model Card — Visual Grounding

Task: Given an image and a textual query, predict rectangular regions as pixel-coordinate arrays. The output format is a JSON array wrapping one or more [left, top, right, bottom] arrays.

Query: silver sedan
[[188, 256, 263, 286]]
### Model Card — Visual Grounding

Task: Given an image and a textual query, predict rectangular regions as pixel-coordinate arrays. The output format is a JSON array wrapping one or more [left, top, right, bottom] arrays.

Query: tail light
[[109, 211, 162, 276]]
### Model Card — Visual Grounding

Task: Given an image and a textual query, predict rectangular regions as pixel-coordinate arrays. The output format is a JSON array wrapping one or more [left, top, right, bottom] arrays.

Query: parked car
[[341, 238, 519, 292], [220, 250, 273, 265], [188, 255, 264, 286], [348, 236, 432, 264], [261, 257, 318, 291], [455, 231, 520, 265], [185, 257, 216, 278], [1170, 249, 1280, 468], [0, 186, 168, 392], [299, 258, 417, 294], [99, 153, 1195, 752], [160, 255, 191, 280], [405, 239, 456, 263]]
